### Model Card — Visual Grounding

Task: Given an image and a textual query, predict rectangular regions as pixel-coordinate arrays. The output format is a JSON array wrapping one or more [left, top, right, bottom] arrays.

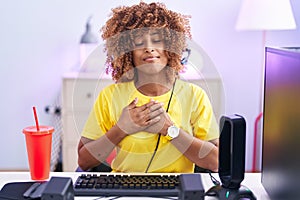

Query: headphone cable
[[144, 79, 177, 173]]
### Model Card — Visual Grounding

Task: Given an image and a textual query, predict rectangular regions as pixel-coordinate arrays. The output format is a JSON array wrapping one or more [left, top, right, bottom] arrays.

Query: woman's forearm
[[171, 129, 219, 172], [78, 125, 127, 171]]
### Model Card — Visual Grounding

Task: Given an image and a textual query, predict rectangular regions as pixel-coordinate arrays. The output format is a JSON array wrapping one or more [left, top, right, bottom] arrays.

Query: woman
[[77, 2, 219, 173]]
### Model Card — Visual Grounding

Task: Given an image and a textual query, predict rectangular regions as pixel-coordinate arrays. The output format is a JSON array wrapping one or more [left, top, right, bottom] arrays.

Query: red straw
[[32, 106, 40, 131]]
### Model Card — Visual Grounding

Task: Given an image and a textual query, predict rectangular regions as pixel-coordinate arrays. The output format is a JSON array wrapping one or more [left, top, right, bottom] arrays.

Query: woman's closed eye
[[133, 34, 163, 47], [134, 40, 144, 47], [152, 38, 162, 43], [134, 39, 162, 47]]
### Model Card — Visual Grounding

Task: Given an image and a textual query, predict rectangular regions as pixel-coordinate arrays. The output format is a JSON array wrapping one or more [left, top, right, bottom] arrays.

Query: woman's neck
[[134, 73, 173, 96], [135, 83, 171, 96]]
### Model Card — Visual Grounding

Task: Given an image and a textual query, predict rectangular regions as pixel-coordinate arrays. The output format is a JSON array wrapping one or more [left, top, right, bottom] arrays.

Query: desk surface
[[0, 172, 270, 200]]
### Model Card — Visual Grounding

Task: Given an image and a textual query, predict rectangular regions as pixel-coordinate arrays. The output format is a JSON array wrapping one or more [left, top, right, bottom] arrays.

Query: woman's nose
[[143, 36, 155, 52], [144, 48, 154, 53], [144, 44, 155, 53]]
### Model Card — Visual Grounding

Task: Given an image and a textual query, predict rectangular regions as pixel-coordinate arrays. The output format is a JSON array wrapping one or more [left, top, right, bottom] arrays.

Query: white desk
[[0, 172, 270, 200]]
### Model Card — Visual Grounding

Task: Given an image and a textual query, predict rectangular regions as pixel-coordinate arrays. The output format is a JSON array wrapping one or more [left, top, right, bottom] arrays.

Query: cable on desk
[[200, 169, 220, 186], [208, 171, 220, 186]]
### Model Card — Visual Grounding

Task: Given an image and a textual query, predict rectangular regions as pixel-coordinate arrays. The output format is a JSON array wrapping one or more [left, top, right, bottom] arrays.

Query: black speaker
[[206, 114, 256, 200], [41, 177, 74, 200], [219, 114, 246, 189], [179, 174, 205, 200]]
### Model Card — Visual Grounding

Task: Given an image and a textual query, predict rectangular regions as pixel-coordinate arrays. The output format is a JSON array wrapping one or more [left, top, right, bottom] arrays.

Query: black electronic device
[[206, 114, 256, 200], [219, 115, 246, 189], [23, 177, 74, 200], [181, 48, 191, 65], [23, 182, 48, 199], [74, 174, 180, 197], [42, 177, 74, 200], [179, 173, 204, 200], [0, 177, 74, 200], [261, 47, 300, 200], [74, 173, 204, 198]]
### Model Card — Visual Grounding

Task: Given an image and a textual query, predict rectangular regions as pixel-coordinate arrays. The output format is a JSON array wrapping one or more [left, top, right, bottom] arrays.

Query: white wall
[[0, 0, 299, 171]]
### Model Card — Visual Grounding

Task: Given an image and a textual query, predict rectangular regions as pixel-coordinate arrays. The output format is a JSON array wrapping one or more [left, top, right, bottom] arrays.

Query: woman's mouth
[[143, 56, 159, 62]]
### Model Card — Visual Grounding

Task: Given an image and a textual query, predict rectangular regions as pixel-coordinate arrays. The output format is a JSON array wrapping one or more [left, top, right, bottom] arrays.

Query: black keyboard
[[74, 174, 180, 197]]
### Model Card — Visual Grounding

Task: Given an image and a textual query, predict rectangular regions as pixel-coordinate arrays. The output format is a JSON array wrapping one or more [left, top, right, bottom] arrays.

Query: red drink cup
[[23, 125, 54, 181]]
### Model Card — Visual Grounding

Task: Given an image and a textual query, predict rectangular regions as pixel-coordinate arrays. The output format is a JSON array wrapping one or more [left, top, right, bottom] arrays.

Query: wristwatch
[[165, 125, 180, 141]]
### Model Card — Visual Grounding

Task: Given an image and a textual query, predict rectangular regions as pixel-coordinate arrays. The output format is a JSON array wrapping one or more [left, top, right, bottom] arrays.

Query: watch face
[[168, 126, 179, 138], [169, 127, 177, 137]]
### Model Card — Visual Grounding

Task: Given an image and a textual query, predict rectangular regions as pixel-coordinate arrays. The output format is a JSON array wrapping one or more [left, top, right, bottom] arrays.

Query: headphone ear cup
[[180, 48, 191, 65], [181, 57, 188, 65]]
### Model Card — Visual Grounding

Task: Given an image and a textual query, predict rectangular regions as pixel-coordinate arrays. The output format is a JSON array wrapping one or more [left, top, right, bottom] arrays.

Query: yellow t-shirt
[[81, 79, 219, 173]]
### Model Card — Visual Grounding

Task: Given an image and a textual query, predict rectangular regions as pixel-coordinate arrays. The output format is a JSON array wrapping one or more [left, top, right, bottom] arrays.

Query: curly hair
[[100, 2, 192, 82]]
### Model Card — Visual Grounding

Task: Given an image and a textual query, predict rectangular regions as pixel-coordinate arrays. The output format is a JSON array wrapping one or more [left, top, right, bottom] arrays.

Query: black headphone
[[180, 48, 191, 65]]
